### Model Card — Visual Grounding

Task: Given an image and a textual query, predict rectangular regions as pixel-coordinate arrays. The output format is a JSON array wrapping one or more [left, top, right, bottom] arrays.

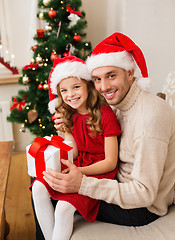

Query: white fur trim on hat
[[50, 61, 91, 95], [136, 77, 152, 92], [86, 51, 136, 73], [48, 98, 58, 114]]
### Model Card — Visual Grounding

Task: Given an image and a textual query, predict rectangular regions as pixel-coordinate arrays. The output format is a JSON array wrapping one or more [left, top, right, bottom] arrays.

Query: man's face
[[92, 66, 134, 105]]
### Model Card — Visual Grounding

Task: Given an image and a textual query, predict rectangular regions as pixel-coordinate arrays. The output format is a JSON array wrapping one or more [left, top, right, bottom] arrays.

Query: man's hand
[[43, 159, 83, 193]]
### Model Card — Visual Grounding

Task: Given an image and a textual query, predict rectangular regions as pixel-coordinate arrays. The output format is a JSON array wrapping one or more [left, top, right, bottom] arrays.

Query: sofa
[[71, 204, 175, 240]]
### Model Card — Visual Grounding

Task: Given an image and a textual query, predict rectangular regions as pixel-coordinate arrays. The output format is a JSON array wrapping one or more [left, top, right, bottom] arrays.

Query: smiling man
[[91, 66, 134, 105], [43, 32, 175, 227]]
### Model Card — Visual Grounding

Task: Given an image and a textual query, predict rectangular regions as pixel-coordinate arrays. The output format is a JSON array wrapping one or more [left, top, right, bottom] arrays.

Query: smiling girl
[[31, 56, 121, 240]]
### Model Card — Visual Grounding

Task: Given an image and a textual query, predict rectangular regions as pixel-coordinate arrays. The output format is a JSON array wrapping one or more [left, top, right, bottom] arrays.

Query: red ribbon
[[24, 62, 39, 70], [66, 4, 83, 17], [28, 135, 73, 178], [10, 97, 25, 111]]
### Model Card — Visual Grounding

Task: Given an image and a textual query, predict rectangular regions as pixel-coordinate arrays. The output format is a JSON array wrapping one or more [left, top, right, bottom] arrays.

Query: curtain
[[0, 0, 44, 69], [0, 0, 14, 65]]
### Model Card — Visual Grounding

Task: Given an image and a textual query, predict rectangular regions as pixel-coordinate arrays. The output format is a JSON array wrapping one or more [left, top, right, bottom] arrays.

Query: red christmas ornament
[[38, 83, 44, 90], [32, 45, 38, 51], [48, 9, 57, 18], [73, 35, 81, 42], [37, 29, 45, 38], [51, 114, 56, 122], [50, 51, 59, 61], [63, 51, 72, 57]]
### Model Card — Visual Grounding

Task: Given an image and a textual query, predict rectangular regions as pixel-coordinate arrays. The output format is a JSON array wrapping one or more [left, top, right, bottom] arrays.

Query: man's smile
[[103, 90, 118, 100]]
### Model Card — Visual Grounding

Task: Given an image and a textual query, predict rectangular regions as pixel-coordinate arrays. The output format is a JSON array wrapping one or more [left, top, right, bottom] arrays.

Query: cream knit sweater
[[79, 81, 175, 216]]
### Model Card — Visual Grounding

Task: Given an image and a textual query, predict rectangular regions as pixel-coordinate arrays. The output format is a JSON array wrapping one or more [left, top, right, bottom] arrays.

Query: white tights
[[32, 180, 76, 240]]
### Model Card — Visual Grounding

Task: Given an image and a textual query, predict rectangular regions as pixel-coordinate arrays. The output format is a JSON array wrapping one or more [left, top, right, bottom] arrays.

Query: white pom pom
[[48, 98, 58, 114], [136, 77, 152, 92]]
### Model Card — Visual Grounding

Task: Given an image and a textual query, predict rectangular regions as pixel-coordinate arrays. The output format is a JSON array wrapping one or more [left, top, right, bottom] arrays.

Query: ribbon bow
[[24, 62, 39, 70], [29, 135, 73, 178], [66, 4, 83, 17], [10, 97, 25, 111]]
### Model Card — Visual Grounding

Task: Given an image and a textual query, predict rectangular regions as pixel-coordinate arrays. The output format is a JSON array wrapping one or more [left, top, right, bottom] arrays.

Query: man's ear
[[128, 69, 135, 79], [127, 69, 135, 86]]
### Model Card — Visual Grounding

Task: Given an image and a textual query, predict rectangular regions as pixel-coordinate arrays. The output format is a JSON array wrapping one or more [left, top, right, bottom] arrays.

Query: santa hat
[[48, 55, 91, 113], [86, 32, 151, 91]]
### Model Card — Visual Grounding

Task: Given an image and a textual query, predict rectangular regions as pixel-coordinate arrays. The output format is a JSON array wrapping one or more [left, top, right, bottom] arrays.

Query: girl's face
[[59, 77, 89, 114]]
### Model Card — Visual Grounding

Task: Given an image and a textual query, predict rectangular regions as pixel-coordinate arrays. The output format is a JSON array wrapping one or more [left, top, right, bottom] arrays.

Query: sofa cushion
[[71, 204, 175, 240]]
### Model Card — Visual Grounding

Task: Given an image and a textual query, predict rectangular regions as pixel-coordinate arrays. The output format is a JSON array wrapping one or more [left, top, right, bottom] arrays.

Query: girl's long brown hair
[[55, 79, 106, 137]]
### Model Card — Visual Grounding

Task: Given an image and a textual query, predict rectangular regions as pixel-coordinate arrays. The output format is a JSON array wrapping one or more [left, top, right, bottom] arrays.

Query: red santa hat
[[86, 32, 151, 91], [48, 55, 91, 113]]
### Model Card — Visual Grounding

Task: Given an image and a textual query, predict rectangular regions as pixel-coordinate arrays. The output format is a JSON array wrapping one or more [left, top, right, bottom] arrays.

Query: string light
[[0, 44, 2, 57], [11, 54, 15, 67]]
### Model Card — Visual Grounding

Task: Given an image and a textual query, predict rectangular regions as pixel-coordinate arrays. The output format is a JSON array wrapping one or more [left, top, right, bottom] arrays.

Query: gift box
[[26, 135, 73, 178], [37, 29, 45, 38]]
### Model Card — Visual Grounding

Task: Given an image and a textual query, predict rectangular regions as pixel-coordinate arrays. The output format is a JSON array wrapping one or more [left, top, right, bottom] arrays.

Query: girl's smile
[[59, 77, 89, 114]]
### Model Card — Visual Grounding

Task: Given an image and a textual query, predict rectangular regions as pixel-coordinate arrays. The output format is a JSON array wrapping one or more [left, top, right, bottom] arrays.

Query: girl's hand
[[53, 112, 64, 130]]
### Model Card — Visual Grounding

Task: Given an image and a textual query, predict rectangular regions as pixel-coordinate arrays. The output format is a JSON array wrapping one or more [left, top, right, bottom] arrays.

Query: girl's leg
[[32, 181, 55, 240], [52, 201, 76, 240]]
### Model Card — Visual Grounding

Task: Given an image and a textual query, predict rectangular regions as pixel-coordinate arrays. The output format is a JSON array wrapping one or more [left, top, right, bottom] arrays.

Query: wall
[[81, 0, 123, 47], [0, 74, 34, 152], [122, 0, 175, 93]]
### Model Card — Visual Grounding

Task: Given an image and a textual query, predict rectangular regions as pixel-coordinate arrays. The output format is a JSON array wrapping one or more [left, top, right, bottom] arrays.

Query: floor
[[5, 152, 36, 240]]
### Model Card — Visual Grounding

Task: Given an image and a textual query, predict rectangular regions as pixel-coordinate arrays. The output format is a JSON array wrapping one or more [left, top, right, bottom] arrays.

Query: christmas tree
[[7, 0, 92, 137]]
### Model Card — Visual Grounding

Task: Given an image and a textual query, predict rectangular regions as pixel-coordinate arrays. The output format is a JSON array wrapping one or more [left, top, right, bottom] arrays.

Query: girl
[[31, 56, 121, 240]]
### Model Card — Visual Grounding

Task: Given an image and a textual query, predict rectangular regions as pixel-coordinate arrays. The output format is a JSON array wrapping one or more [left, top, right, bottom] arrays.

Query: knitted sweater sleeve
[[79, 135, 168, 209]]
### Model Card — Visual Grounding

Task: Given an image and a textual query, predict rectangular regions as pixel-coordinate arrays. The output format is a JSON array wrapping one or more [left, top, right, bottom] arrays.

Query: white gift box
[[26, 136, 73, 177]]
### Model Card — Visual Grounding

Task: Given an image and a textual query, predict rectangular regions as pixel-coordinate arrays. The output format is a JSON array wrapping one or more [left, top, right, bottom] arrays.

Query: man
[[43, 32, 175, 226]]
